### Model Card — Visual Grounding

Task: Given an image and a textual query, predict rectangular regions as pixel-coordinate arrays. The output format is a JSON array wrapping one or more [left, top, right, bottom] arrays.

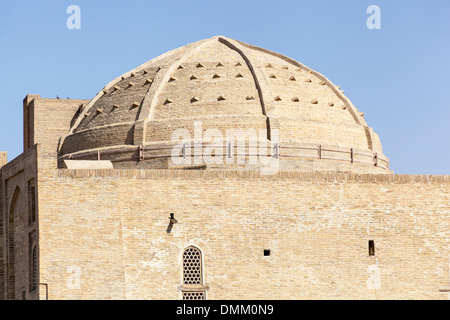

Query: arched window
[[29, 232, 37, 293], [181, 246, 206, 300], [31, 246, 37, 291], [7, 186, 21, 300], [28, 179, 36, 225]]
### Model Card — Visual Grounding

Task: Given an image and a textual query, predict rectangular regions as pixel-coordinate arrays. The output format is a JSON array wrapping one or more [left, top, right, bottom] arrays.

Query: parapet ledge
[[56, 168, 450, 184]]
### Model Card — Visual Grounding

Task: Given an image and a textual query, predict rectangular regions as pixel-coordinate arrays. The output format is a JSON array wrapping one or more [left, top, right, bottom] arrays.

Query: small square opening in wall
[[369, 240, 375, 256], [263, 249, 271, 256]]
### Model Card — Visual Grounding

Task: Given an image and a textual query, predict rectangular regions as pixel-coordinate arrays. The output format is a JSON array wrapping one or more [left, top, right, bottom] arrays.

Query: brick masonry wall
[[37, 169, 450, 299], [0, 145, 38, 300], [23, 95, 90, 160]]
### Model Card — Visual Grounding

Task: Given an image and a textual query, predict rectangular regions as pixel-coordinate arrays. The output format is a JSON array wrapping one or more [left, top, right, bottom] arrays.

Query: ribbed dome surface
[[59, 36, 389, 173]]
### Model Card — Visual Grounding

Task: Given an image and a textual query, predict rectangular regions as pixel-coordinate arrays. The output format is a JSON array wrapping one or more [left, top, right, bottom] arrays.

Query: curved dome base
[[57, 142, 390, 174]]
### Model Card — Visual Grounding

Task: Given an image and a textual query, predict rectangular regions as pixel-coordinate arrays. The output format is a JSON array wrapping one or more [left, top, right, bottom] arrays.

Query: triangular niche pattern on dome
[[59, 35, 383, 166]]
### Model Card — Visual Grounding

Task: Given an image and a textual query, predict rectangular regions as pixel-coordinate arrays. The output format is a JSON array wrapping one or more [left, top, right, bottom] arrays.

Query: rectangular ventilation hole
[[264, 249, 271, 256], [368, 240, 375, 256]]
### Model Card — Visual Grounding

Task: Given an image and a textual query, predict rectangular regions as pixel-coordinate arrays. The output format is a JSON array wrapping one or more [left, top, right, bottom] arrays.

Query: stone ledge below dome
[[62, 160, 113, 169]]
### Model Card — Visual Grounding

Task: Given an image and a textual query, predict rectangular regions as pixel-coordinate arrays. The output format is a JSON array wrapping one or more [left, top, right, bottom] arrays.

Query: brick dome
[[58, 36, 389, 173]]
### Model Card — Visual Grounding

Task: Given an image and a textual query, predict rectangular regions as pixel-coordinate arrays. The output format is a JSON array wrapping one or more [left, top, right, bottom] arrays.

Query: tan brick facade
[[33, 169, 449, 300], [0, 37, 449, 300], [0, 146, 38, 300]]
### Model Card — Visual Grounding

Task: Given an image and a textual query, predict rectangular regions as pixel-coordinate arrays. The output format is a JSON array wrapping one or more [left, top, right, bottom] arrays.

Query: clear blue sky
[[0, 0, 449, 174]]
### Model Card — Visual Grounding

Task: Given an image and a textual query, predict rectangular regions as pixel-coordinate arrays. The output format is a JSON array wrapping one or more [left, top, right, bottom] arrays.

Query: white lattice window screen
[[183, 246, 202, 285], [182, 246, 205, 300], [182, 291, 205, 300]]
